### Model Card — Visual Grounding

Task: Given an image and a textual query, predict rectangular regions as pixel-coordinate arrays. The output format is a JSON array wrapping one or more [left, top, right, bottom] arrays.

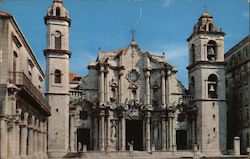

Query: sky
[[0, 0, 249, 87]]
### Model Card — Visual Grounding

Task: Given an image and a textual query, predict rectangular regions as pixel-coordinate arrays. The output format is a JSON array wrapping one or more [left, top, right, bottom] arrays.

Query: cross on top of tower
[[131, 30, 136, 41], [203, 5, 208, 12]]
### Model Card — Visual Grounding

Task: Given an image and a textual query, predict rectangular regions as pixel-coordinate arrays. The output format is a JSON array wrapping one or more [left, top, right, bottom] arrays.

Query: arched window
[[208, 23, 214, 32], [54, 69, 62, 83], [190, 44, 195, 64], [189, 77, 195, 96], [56, 7, 61, 16], [207, 40, 217, 61], [55, 31, 61, 49], [208, 74, 218, 98]]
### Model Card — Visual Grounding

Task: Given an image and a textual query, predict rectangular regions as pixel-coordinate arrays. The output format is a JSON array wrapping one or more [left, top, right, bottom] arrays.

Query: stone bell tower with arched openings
[[187, 12, 227, 155], [44, 0, 71, 157]]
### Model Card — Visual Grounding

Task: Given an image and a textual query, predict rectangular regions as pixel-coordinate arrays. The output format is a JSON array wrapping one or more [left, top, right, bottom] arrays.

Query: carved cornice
[[44, 15, 71, 27], [43, 49, 71, 58]]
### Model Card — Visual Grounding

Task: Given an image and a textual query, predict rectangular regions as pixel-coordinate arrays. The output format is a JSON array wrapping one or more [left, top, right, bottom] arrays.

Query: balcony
[[9, 72, 50, 115]]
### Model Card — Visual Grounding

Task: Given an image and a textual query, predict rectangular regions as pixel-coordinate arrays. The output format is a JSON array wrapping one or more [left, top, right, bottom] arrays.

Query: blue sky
[[1, 0, 249, 87]]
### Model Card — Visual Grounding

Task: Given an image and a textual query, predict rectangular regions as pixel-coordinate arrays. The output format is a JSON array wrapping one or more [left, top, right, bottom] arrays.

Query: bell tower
[[44, 0, 71, 157], [187, 12, 227, 155]]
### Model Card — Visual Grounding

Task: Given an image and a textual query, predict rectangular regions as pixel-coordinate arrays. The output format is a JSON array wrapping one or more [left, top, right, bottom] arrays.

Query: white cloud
[[163, 0, 173, 7]]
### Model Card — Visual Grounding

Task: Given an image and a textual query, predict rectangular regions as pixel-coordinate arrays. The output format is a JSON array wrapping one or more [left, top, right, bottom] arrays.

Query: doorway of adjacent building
[[77, 128, 90, 151], [126, 120, 143, 151], [176, 130, 187, 150]]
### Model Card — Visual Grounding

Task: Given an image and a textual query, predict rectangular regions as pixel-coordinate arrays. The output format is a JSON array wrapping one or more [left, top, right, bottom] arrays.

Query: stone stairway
[[62, 151, 248, 159]]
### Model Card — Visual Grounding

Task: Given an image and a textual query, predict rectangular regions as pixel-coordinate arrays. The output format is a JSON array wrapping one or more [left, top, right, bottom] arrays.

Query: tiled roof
[[0, 10, 12, 17]]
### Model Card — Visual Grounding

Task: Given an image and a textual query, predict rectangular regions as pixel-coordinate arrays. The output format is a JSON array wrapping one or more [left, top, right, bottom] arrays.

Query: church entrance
[[77, 128, 90, 150], [126, 120, 143, 151], [176, 130, 187, 150]]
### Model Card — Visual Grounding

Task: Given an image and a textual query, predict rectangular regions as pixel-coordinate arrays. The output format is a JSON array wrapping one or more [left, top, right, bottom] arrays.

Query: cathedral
[[0, 0, 248, 159], [44, 0, 229, 158]]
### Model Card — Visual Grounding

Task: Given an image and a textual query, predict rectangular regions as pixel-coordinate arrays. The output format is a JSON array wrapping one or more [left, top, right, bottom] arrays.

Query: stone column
[[161, 70, 166, 108], [121, 111, 126, 151], [145, 111, 151, 152], [106, 110, 111, 151], [8, 122, 16, 158], [38, 122, 43, 158], [161, 113, 166, 151], [20, 112, 28, 157], [93, 117, 98, 150], [165, 71, 171, 105], [15, 119, 20, 157], [28, 116, 35, 156], [70, 115, 75, 152], [168, 112, 174, 151], [33, 119, 39, 157], [145, 71, 151, 107], [99, 66, 105, 106], [119, 71, 124, 103], [43, 121, 48, 159], [99, 110, 105, 151]]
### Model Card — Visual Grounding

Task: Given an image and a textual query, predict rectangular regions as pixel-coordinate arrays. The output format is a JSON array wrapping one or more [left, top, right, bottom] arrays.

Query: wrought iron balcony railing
[[9, 71, 50, 114]]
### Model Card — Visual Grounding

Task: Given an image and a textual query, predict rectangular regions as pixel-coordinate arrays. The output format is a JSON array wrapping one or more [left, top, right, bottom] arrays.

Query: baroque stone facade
[[69, 40, 186, 153], [0, 11, 50, 159], [1, 0, 248, 158]]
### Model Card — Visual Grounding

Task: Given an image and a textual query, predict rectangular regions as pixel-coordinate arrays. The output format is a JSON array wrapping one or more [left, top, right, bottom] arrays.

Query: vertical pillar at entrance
[[93, 117, 98, 150], [121, 111, 126, 151], [106, 110, 111, 151], [69, 115, 75, 152], [15, 121, 20, 157], [8, 122, 16, 158], [21, 112, 28, 157], [28, 116, 34, 156], [100, 110, 105, 151], [161, 112, 166, 151], [145, 111, 151, 152], [168, 112, 174, 151], [28, 126, 34, 156], [20, 124, 27, 157]]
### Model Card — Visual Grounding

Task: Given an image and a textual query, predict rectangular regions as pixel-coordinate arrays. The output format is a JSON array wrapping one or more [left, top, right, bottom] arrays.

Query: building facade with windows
[[225, 35, 250, 154], [186, 12, 227, 156], [0, 11, 50, 159], [44, 1, 238, 158]]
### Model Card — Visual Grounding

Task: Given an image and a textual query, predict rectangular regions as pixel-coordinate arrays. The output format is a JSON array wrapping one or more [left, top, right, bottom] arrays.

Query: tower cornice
[[187, 31, 226, 42], [187, 61, 225, 70], [43, 49, 71, 58], [187, 31, 225, 42], [44, 15, 71, 27]]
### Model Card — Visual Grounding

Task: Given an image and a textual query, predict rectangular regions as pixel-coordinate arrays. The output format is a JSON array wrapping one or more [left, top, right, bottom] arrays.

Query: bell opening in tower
[[126, 120, 143, 151]]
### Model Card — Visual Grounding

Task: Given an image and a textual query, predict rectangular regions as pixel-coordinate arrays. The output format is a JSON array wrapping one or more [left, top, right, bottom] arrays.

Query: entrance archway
[[126, 120, 143, 150], [77, 128, 90, 150]]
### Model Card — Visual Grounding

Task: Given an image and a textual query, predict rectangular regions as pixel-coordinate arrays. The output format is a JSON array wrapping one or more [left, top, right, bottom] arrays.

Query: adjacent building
[[225, 35, 250, 154], [0, 11, 50, 159]]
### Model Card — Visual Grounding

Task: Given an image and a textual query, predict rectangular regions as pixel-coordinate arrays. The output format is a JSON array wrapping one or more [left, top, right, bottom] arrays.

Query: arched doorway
[[126, 120, 143, 150]]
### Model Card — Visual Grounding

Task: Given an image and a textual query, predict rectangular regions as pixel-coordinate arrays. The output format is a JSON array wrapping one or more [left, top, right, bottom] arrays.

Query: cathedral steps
[[62, 151, 248, 159]]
